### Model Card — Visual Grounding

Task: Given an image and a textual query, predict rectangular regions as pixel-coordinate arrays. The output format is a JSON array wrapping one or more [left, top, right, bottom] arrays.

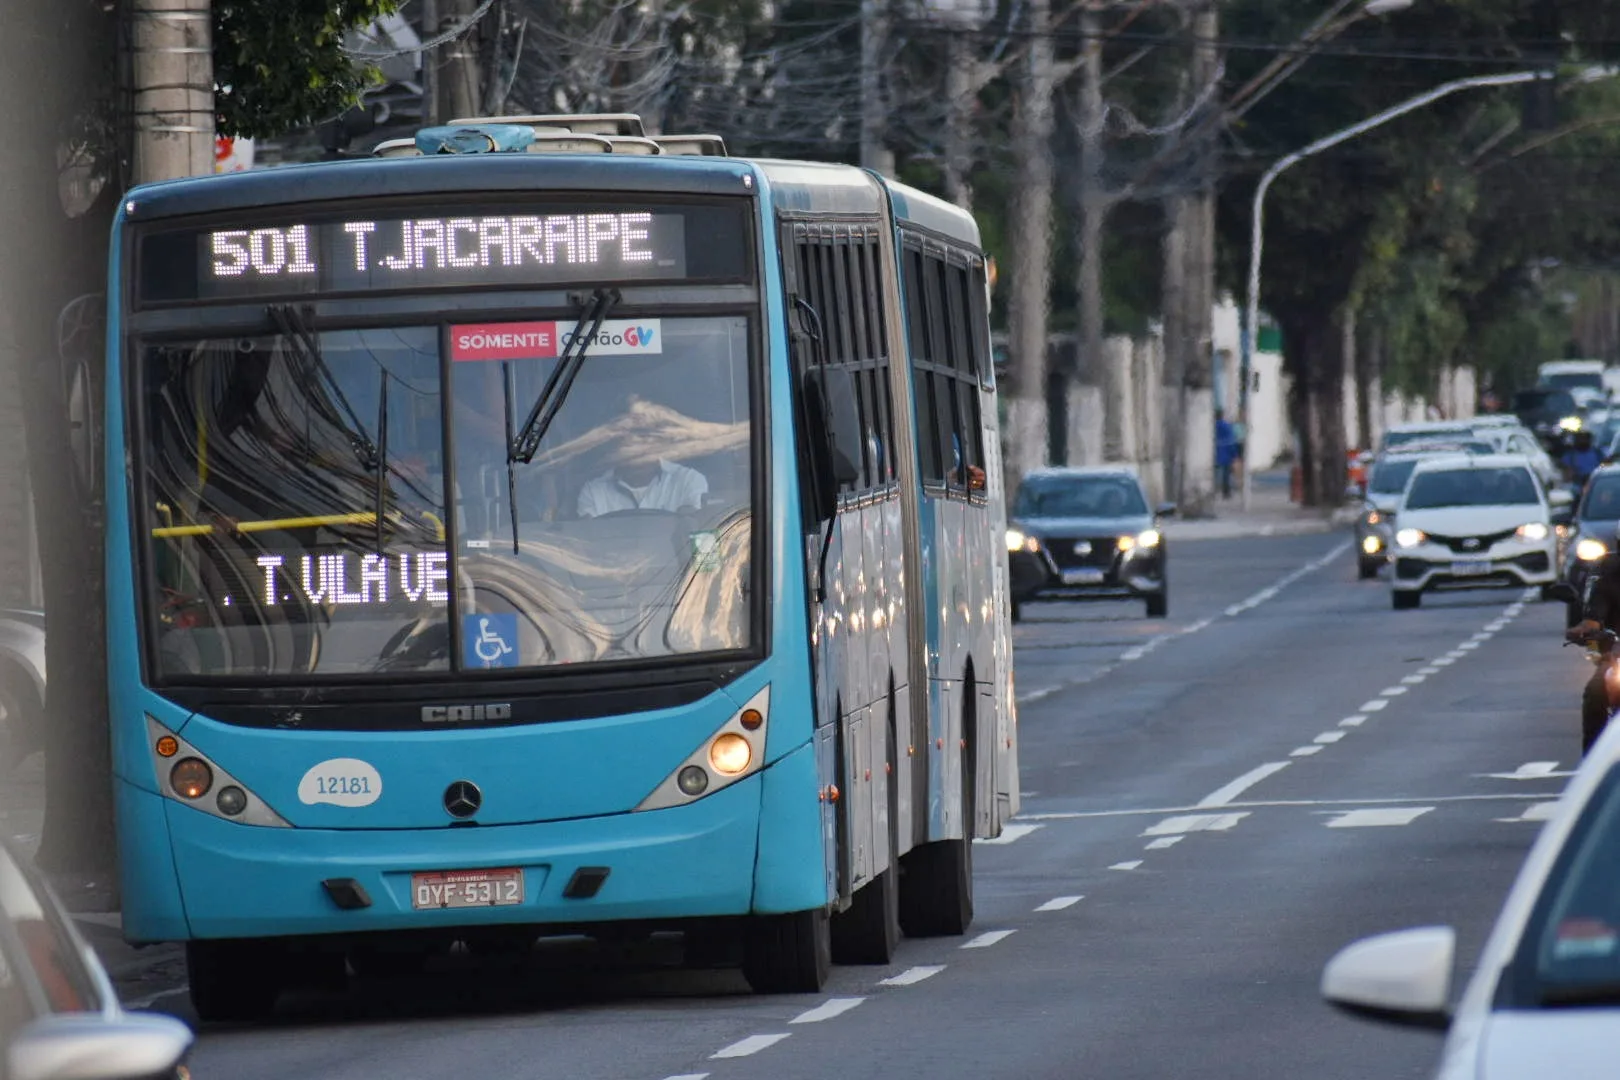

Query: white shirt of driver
[[577, 460, 708, 518]]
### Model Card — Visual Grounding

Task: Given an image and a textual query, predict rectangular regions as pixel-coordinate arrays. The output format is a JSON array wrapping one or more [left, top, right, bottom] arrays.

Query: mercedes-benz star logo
[[444, 780, 482, 819]]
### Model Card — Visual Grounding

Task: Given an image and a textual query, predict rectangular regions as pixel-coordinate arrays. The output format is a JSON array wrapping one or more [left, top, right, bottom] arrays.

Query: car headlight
[[1395, 527, 1427, 549], [1118, 529, 1160, 552], [1560, 416, 1583, 432], [1006, 529, 1039, 553], [1577, 537, 1608, 562], [1516, 522, 1550, 542]]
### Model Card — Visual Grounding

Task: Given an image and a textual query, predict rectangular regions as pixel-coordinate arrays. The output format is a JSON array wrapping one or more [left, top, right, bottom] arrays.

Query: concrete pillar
[[1066, 383, 1104, 467], [131, 0, 214, 185]]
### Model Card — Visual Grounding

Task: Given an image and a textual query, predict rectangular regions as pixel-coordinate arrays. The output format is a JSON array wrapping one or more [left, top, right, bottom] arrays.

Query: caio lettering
[[421, 703, 513, 724]]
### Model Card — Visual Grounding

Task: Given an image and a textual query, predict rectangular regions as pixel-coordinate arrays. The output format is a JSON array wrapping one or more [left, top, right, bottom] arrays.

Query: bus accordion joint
[[634, 685, 771, 813]]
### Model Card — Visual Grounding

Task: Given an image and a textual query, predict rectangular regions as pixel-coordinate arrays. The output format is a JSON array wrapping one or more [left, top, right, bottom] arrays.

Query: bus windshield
[[141, 315, 755, 680]]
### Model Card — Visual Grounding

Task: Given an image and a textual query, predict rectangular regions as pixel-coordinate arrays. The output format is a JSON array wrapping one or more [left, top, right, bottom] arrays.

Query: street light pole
[[1238, 69, 1547, 510]]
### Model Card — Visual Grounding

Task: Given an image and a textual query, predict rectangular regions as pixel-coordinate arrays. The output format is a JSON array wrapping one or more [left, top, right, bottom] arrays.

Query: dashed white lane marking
[[1482, 761, 1573, 781], [1035, 895, 1084, 912], [1380, 686, 1408, 697], [1496, 801, 1560, 823], [1197, 762, 1291, 808], [879, 965, 945, 986], [1432, 657, 1456, 666], [1360, 699, 1390, 712], [1458, 641, 1480, 652], [962, 930, 1016, 949], [1018, 792, 1557, 822], [1314, 731, 1346, 744], [1290, 745, 1323, 757], [1401, 673, 1427, 685], [1144, 836, 1183, 850], [1417, 667, 1440, 676], [663, 1074, 710, 1080], [1110, 860, 1144, 871], [1339, 716, 1367, 727], [712, 1034, 791, 1059], [1015, 541, 1350, 704], [792, 998, 865, 1024], [1325, 807, 1434, 828], [975, 823, 1043, 846], [1143, 812, 1248, 836]]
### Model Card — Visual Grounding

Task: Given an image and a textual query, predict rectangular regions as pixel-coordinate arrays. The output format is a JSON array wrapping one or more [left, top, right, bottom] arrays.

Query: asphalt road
[[139, 533, 1586, 1080]]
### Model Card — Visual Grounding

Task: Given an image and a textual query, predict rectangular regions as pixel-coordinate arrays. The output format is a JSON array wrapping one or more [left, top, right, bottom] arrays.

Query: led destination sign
[[136, 201, 751, 304]]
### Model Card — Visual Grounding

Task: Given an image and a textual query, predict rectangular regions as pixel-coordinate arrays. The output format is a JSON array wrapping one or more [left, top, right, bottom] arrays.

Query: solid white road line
[[1144, 836, 1183, 850], [1110, 860, 1144, 871], [712, 1034, 791, 1059], [1314, 731, 1346, 744], [1290, 746, 1323, 757], [962, 930, 1017, 949], [975, 823, 1043, 846], [1035, 895, 1084, 912], [791, 998, 866, 1024], [879, 965, 946, 987], [1143, 812, 1248, 836], [1325, 807, 1434, 828], [1196, 762, 1291, 808]]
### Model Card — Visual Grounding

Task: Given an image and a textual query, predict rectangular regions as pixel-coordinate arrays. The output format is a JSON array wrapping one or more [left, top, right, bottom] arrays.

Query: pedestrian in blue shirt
[[1215, 409, 1238, 499]]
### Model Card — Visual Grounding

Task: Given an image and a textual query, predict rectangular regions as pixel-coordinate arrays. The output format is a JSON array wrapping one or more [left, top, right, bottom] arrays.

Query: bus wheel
[[899, 708, 975, 938], [187, 939, 282, 1023], [349, 942, 434, 978], [831, 713, 901, 964], [741, 909, 831, 993]]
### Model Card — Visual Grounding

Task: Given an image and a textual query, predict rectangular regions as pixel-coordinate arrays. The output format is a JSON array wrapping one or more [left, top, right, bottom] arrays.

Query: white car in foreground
[[1388, 454, 1569, 610], [1320, 708, 1620, 1078]]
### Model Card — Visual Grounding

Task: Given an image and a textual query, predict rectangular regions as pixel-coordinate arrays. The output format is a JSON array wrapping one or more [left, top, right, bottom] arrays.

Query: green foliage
[[214, 0, 401, 138]]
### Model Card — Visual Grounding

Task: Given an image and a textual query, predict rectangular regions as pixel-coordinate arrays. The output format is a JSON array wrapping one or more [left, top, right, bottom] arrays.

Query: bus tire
[[898, 701, 975, 938], [741, 909, 831, 993], [186, 939, 281, 1023], [831, 711, 901, 964]]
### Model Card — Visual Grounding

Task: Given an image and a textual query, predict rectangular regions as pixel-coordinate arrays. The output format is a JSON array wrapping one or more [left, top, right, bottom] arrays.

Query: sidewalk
[[1160, 469, 1357, 542], [2, 752, 186, 1003]]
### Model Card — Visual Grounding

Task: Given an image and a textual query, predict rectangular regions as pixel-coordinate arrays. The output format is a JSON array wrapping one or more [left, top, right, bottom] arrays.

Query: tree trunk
[[1280, 310, 1349, 508], [1355, 314, 1380, 451], [1161, 195, 1189, 505], [1003, 0, 1057, 493], [1076, 8, 1113, 464], [1, 1, 121, 888], [942, 32, 974, 211]]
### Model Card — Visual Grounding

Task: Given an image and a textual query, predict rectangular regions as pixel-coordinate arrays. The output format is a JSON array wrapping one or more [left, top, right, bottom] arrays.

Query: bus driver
[[577, 455, 707, 517]]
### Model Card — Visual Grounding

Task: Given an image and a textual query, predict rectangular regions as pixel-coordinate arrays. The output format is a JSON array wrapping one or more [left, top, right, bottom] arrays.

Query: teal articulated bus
[[104, 114, 1018, 1021]]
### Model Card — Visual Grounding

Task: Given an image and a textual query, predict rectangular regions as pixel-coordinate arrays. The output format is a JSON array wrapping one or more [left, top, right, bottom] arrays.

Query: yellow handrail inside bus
[[151, 511, 382, 538]]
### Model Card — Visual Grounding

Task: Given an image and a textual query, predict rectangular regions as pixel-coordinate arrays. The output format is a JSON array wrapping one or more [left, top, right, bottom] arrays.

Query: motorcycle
[[1565, 624, 1620, 755]]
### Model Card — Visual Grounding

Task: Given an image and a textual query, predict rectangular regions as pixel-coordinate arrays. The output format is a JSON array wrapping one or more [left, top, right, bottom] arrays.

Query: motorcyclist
[[1565, 524, 1620, 751], [1562, 428, 1602, 490]]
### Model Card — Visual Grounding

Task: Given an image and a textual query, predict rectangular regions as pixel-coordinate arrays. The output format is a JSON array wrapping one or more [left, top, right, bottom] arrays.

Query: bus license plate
[[411, 868, 524, 910], [1062, 568, 1106, 585], [1450, 559, 1491, 577]]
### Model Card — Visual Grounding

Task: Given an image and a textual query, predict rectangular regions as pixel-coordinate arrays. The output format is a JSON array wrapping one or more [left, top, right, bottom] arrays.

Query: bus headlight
[[1395, 528, 1427, 549], [146, 716, 290, 827], [1578, 538, 1608, 562], [1516, 522, 1550, 542], [637, 685, 770, 811]]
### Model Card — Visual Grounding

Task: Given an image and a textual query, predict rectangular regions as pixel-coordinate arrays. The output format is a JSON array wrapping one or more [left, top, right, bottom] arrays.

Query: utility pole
[[860, 0, 895, 176], [130, 0, 214, 183], [943, 32, 975, 209], [1160, 1, 1218, 512], [1003, 0, 1059, 491], [1077, 4, 1112, 464], [433, 0, 484, 124]]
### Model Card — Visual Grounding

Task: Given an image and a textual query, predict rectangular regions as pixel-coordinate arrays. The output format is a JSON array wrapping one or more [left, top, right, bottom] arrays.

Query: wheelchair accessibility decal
[[464, 613, 519, 669]]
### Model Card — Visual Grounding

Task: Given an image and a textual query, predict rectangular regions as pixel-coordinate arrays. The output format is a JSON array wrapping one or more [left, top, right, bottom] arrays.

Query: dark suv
[[1512, 387, 1581, 450], [1006, 467, 1174, 621]]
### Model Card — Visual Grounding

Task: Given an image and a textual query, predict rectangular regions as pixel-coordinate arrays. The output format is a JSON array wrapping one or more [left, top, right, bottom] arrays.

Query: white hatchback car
[[1320, 715, 1620, 1078], [1387, 454, 1570, 610]]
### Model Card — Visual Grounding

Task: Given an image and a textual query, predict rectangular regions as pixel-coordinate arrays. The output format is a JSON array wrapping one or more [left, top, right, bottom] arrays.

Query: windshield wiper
[[508, 288, 620, 466], [269, 304, 390, 550], [268, 304, 380, 473]]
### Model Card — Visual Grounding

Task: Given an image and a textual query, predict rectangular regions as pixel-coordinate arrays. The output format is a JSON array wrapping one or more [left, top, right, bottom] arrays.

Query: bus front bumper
[[119, 763, 811, 943]]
